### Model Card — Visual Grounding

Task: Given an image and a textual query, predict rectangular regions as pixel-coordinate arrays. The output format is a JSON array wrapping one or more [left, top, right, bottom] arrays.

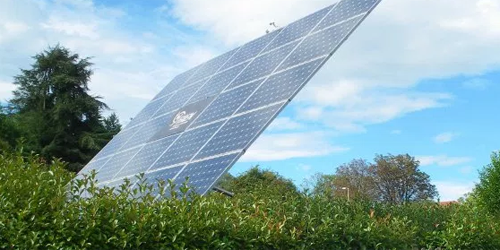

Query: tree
[[313, 154, 438, 204], [369, 154, 437, 204], [312, 159, 377, 200], [9, 45, 120, 171], [0, 106, 21, 152], [310, 173, 336, 197], [218, 166, 299, 198], [475, 151, 500, 215]]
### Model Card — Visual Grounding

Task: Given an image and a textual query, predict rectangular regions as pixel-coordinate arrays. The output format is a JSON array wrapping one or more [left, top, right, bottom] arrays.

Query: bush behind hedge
[[1, 152, 499, 249]]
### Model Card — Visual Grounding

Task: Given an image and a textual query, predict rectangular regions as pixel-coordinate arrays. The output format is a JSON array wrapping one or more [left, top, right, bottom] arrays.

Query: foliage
[[0, 106, 22, 153], [314, 159, 378, 201], [475, 151, 500, 215], [370, 154, 438, 204], [6, 45, 120, 171], [315, 155, 438, 204], [1, 152, 500, 249], [218, 166, 299, 199]]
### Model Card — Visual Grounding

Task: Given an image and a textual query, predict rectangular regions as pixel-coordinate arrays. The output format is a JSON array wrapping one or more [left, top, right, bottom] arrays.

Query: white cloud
[[417, 155, 473, 167], [41, 17, 99, 39], [172, 45, 218, 68], [391, 130, 402, 135], [3, 21, 30, 34], [434, 181, 475, 201], [268, 117, 304, 131], [433, 132, 459, 144], [0, 80, 16, 101], [296, 164, 312, 172], [296, 86, 452, 132], [240, 131, 349, 162], [459, 166, 474, 174], [462, 78, 490, 90]]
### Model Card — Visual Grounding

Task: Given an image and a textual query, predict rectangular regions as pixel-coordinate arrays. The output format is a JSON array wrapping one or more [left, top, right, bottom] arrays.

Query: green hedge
[[1, 152, 499, 249]]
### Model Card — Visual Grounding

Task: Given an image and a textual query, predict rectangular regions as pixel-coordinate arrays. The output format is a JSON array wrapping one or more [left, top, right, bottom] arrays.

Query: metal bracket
[[212, 186, 234, 197]]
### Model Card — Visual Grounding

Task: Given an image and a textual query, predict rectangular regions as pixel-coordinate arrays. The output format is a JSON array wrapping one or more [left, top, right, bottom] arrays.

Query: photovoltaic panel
[[263, 4, 335, 53], [76, 0, 382, 197]]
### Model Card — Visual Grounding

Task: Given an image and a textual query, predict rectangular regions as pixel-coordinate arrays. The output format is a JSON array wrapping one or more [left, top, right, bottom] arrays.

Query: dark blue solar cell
[[152, 66, 200, 101], [185, 49, 237, 84], [98, 176, 140, 195], [94, 147, 141, 183], [194, 103, 283, 160], [78, 157, 111, 177], [264, 5, 334, 52], [314, 0, 379, 32], [120, 113, 175, 151], [173, 153, 240, 194], [239, 58, 324, 113], [278, 15, 362, 71], [126, 94, 172, 128], [142, 165, 184, 197], [113, 135, 179, 180], [221, 29, 282, 71], [153, 80, 205, 117], [187, 62, 249, 104], [150, 121, 224, 170], [228, 41, 299, 89], [190, 79, 263, 128], [91, 126, 141, 160]]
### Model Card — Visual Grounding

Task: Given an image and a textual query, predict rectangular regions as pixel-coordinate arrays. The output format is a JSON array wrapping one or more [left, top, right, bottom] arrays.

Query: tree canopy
[[5, 45, 120, 171], [218, 166, 299, 198], [314, 154, 438, 204], [475, 151, 500, 215]]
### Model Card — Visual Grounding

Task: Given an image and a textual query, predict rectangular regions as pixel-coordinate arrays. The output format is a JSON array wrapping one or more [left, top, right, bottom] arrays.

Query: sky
[[1, 0, 499, 201]]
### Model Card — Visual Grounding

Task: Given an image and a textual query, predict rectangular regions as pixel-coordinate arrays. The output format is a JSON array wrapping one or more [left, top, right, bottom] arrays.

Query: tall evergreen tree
[[10, 45, 119, 171]]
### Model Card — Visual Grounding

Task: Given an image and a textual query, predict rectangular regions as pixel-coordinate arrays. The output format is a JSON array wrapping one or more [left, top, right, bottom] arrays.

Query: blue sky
[[1, 0, 499, 201]]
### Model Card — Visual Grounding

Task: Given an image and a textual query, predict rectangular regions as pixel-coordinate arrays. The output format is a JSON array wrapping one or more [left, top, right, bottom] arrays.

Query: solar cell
[[142, 166, 184, 197], [149, 121, 224, 171], [264, 5, 334, 52], [239, 58, 324, 113], [126, 94, 173, 128], [113, 135, 179, 180], [314, 0, 379, 32], [278, 15, 363, 71], [94, 147, 141, 183], [221, 30, 281, 70], [190, 79, 263, 128], [120, 113, 174, 151], [90, 125, 140, 161], [194, 103, 284, 160], [228, 40, 299, 89], [173, 153, 240, 194], [188, 62, 249, 104], [186, 49, 237, 84], [153, 80, 205, 117], [77, 0, 382, 196], [152, 66, 200, 101]]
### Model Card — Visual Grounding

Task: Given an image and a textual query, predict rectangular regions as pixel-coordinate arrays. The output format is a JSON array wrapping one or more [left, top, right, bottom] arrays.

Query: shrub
[[1, 152, 499, 249], [475, 151, 500, 216]]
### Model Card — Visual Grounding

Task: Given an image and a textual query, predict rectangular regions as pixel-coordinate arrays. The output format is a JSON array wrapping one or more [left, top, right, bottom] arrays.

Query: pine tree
[[10, 45, 119, 171]]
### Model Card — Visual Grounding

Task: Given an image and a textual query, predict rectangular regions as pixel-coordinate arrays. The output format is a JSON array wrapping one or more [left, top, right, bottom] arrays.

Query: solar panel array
[[76, 0, 382, 196]]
